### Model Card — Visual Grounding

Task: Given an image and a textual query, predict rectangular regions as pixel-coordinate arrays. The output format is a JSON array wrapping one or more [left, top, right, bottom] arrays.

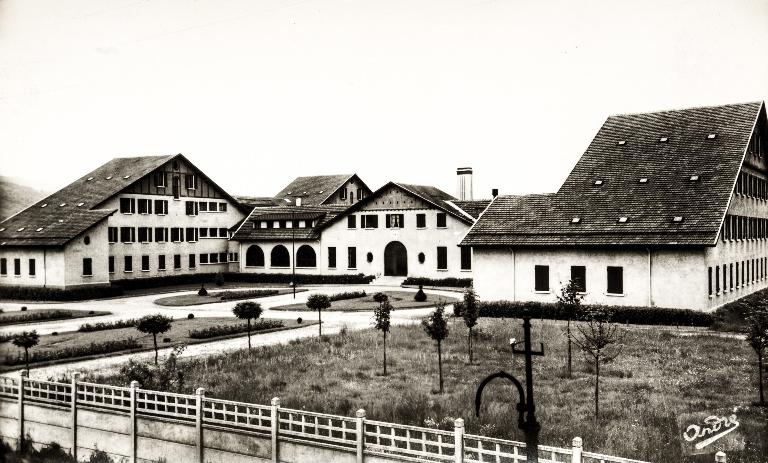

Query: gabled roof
[[463, 101, 766, 247], [274, 174, 370, 206], [448, 200, 492, 219], [231, 205, 347, 241]]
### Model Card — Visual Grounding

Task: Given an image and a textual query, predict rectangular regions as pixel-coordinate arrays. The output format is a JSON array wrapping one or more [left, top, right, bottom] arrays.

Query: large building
[[462, 101, 768, 310], [0, 154, 245, 289]]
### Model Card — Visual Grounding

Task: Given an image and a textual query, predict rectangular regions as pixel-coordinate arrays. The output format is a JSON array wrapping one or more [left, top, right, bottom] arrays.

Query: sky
[[1, 0, 767, 199]]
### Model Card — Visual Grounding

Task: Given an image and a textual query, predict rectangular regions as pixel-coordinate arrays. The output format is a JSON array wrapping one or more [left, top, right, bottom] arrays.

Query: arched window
[[245, 245, 265, 267], [296, 245, 317, 268], [271, 245, 290, 268]]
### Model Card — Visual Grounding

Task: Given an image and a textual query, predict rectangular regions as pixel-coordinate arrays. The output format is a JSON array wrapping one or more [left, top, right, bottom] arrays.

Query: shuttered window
[[437, 247, 448, 270], [83, 258, 93, 276], [328, 247, 337, 268], [606, 266, 623, 295], [534, 265, 549, 292], [571, 266, 586, 292], [460, 247, 471, 270]]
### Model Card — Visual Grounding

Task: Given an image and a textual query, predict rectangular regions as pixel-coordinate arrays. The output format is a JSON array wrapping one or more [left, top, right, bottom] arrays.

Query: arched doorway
[[384, 241, 408, 276]]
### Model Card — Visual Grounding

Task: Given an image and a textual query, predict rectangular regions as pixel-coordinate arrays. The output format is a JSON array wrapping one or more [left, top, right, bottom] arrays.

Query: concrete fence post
[[70, 373, 80, 459], [18, 370, 27, 448], [715, 451, 727, 462], [196, 388, 205, 463], [271, 397, 280, 463], [454, 418, 464, 463], [356, 409, 366, 463], [571, 437, 582, 463], [129, 381, 139, 463]]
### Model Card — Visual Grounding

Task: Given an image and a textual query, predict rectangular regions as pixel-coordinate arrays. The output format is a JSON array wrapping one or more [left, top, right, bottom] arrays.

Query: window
[[199, 202, 208, 212], [436, 213, 447, 228], [386, 214, 404, 228], [328, 247, 337, 268], [83, 258, 93, 276], [607, 266, 623, 295], [186, 227, 198, 242], [736, 263, 740, 288], [13, 259, 20, 276], [209, 227, 218, 238], [437, 247, 448, 270], [185, 174, 197, 190], [416, 213, 426, 228], [571, 266, 586, 292], [219, 228, 228, 239], [209, 201, 217, 211], [196, 228, 207, 238], [348, 247, 357, 269], [155, 227, 168, 242], [108, 227, 118, 243], [296, 245, 317, 268], [141, 255, 150, 272], [174, 255, 181, 269], [271, 245, 290, 267], [340, 189, 347, 200], [210, 253, 219, 264], [0, 258, 6, 276], [154, 171, 166, 188], [460, 247, 471, 271], [361, 215, 378, 229], [28, 259, 35, 276], [729, 264, 734, 291], [171, 228, 183, 242], [158, 255, 166, 271], [715, 265, 720, 294], [109, 256, 115, 273], [347, 216, 356, 229], [138, 227, 152, 243], [199, 254, 209, 264], [154, 200, 168, 215], [120, 227, 135, 243], [186, 201, 198, 216], [120, 198, 135, 214], [172, 176, 181, 199], [124, 256, 133, 273], [535, 265, 549, 291], [418, 252, 425, 264], [219, 203, 227, 212], [138, 199, 152, 214], [219, 252, 228, 263], [189, 254, 196, 269], [231, 253, 239, 262]]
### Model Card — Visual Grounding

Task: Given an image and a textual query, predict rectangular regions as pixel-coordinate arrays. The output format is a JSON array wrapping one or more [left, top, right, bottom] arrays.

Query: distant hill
[[0, 177, 49, 221]]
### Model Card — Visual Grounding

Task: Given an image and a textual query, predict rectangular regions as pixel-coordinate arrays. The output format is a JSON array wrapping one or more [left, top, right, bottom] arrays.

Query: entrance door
[[384, 241, 408, 276]]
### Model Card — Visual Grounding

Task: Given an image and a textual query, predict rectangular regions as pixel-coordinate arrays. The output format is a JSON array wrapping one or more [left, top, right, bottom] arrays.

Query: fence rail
[[1, 372, 651, 463]]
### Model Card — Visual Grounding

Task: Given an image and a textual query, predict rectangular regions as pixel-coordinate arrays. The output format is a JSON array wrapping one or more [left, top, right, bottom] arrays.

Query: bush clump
[[414, 285, 427, 302], [198, 285, 208, 296], [78, 319, 138, 332], [0, 285, 123, 301], [297, 317, 303, 324], [329, 291, 367, 302], [111, 272, 376, 290], [214, 273, 225, 286], [20, 306, 27, 312], [187, 313, 195, 319], [402, 277, 472, 288], [0, 310, 77, 326], [218, 289, 279, 301], [3, 338, 141, 366], [187, 320, 284, 339]]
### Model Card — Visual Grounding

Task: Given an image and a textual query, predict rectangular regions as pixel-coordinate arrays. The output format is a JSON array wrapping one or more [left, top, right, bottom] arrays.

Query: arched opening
[[245, 245, 265, 267], [296, 245, 317, 268], [271, 245, 290, 268], [384, 241, 408, 276]]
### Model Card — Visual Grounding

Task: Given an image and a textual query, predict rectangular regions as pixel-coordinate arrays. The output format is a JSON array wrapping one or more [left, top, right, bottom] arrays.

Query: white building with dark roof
[[462, 101, 768, 310]]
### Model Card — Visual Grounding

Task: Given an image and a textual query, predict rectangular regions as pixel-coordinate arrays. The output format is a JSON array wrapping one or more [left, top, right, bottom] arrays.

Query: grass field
[[154, 288, 306, 306], [92, 317, 767, 463], [271, 290, 457, 311], [0, 308, 109, 327]]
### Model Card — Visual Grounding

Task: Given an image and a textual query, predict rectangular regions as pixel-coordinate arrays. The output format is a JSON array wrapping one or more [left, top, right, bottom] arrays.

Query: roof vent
[[0, 228, 5, 232], [106, 176, 113, 180], [689, 175, 700, 181], [36, 227, 43, 232], [639, 178, 648, 183], [707, 133, 717, 139], [617, 217, 628, 223], [77, 202, 84, 207], [287, 192, 292, 195], [17, 227, 24, 232], [617, 140, 626, 146], [659, 137, 669, 142], [1, 242, 5, 246], [571, 217, 581, 224], [672, 216, 684, 222], [87, 177, 94, 181], [59, 203, 66, 207], [58, 219, 64, 223], [40, 204, 47, 208], [594, 180, 604, 186], [123, 175, 131, 179]]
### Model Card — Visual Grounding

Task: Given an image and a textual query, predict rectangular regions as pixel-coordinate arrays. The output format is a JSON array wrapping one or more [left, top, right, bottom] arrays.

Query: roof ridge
[[608, 100, 763, 118]]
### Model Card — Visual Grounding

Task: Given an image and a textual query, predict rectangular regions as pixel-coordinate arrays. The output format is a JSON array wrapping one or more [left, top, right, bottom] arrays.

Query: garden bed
[[271, 291, 457, 312], [154, 288, 306, 307], [0, 308, 110, 327]]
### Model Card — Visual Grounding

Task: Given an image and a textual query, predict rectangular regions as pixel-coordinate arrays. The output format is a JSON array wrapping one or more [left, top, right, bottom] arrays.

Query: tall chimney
[[492, 188, 498, 198], [456, 167, 473, 201]]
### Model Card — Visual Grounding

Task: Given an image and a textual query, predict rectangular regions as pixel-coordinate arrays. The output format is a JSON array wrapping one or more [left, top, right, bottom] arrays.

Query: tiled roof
[[231, 205, 347, 241], [0, 155, 176, 246], [449, 200, 492, 219], [463, 102, 766, 247], [274, 174, 364, 206], [234, 196, 281, 209]]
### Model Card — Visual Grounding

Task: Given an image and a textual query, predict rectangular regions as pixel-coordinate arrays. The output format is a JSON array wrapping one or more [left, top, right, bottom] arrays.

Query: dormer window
[[617, 217, 628, 223], [36, 227, 43, 232], [0, 228, 4, 232], [707, 133, 717, 139], [87, 177, 93, 181], [594, 180, 604, 186], [689, 175, 700, 181], [639, 178, 648, 184], [59, 203, 66, 207], [123, 175, 131, 179], [40, 204, 47, 208], [617, 140, 626, 146], [571, 217, 581, 224], [659, 137, 669, 143], [17, 227, 24, 232], [106, 176, 113, 180], [672, 216, 684, 223], [77, 202, 84, 207]]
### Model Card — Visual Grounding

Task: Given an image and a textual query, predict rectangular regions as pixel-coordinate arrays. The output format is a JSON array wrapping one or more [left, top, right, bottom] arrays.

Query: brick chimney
[[456, 167, 473, 201]]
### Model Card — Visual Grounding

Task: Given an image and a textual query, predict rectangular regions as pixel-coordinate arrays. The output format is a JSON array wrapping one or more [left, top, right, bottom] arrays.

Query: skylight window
[[40, 204, 47, 208], [689, 175, 700, 181], [123, 175, 130, 179], [571, 217, 581, 224], [659, 137, 668, 142], [617, 140, 626, 146], [0, 228, 5, 232], [639, 178, 648, 183], [672, 216, 684, 223], [77, 202, 84, 207], [594, 180, 604, 186], [87, 177, 94, 181], [707, 133, 717, 139], [36, 227, 43, 232], [17, 227, 24, 232], [59, 203, 66, 207], [617, 217, 628, 223], [58, 219, 64, 223]]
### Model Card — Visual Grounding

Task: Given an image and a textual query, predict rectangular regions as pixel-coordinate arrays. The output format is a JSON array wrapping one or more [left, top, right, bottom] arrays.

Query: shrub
[[0, 285, 123, 301], [51, 332, 59, 336], [414, 285, 427, 302], [163, 337, 172, 343], [88, 310, 95, 315], [198, 285, 208, 296], [403, 277, 472, 288], [21, 306, 27, 311], [329, 291, 367, 302], [188, 320, 284, 339], [297, 317, 303, 324], [218, 289, 279, 301], [78, 319, 139, 332], [188, 313, 195, 319], [0, 310, 76, 326], [215, 272, 225, 286], [0, 332, 13, 343], [3, 338, 140, 366], [452, 300, 714, 327]]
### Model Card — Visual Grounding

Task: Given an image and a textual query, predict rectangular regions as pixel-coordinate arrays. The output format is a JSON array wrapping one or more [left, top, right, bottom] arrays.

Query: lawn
[[271, 290, 457, 311], [0, 308, 109, 327], [154, 288, 307, 306], [91, 317, 767, 463], [0, 316, 310, 370]]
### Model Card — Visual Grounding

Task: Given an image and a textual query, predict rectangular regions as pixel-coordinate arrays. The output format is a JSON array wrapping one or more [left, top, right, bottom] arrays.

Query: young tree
[[232, 301, 264, 350], [12, 331, 39, 370], [137, 314, 173, 364], [422, 301, 450, 393], [745, 308, 768, 405], [462, 287, 479, 364], [373, 296, 392, 376], [573, 307, 625, 418], [306, 294, 331, 337], [556, 280, 584, 378]]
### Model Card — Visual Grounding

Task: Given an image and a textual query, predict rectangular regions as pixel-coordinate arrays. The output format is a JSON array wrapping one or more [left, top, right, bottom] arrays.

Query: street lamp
[[283, 198, 297, 299]]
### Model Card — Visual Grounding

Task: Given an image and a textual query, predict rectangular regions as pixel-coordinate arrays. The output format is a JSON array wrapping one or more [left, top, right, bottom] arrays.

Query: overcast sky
[[1, 0, 767, 199]]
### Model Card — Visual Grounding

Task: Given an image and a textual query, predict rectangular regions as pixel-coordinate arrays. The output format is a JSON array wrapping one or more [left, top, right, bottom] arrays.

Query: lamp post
[[284, 197, 297, 299]]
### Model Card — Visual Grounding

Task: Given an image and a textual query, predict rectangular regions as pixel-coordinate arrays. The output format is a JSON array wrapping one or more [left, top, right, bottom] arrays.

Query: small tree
[[232, 301, 263, 350], [556, 280, 584, 378], [12, 331, 39, 370], [462, 287, 479, 364], [306, 294, 331, 337], [573, 307, 625, 418], [137, 314, 173, 364], [422, 301, 450, 393], [373, 296, 392, 376], [745, 308, 768, 405]]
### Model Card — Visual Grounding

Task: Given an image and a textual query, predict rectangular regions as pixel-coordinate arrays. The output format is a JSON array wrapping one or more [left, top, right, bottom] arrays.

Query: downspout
[[43, 249, 47, 288], [512, 247, 516, 302], [647, 247, 652, 307]]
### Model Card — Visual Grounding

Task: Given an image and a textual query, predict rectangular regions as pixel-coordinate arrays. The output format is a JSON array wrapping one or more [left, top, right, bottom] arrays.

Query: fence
[[0, 371, 654, 463]]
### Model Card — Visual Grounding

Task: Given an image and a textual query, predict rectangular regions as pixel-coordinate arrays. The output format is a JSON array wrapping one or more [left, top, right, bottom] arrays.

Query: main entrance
[[384, 241, 408, 276]]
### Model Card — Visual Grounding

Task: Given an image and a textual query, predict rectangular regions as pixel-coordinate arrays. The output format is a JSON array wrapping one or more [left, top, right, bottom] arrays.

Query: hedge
[[78, 319, 139, 333], [188, 320, 284, 339], [217, 289, 279, 301], [3, 338, 141, 366], [0, 310, 76, 326], [113, 272, 376, 290], [452, 300, 714, 327], [402, 277, 472, 288], [329, 291, 367, 302], [0, 285, 123, 302]]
